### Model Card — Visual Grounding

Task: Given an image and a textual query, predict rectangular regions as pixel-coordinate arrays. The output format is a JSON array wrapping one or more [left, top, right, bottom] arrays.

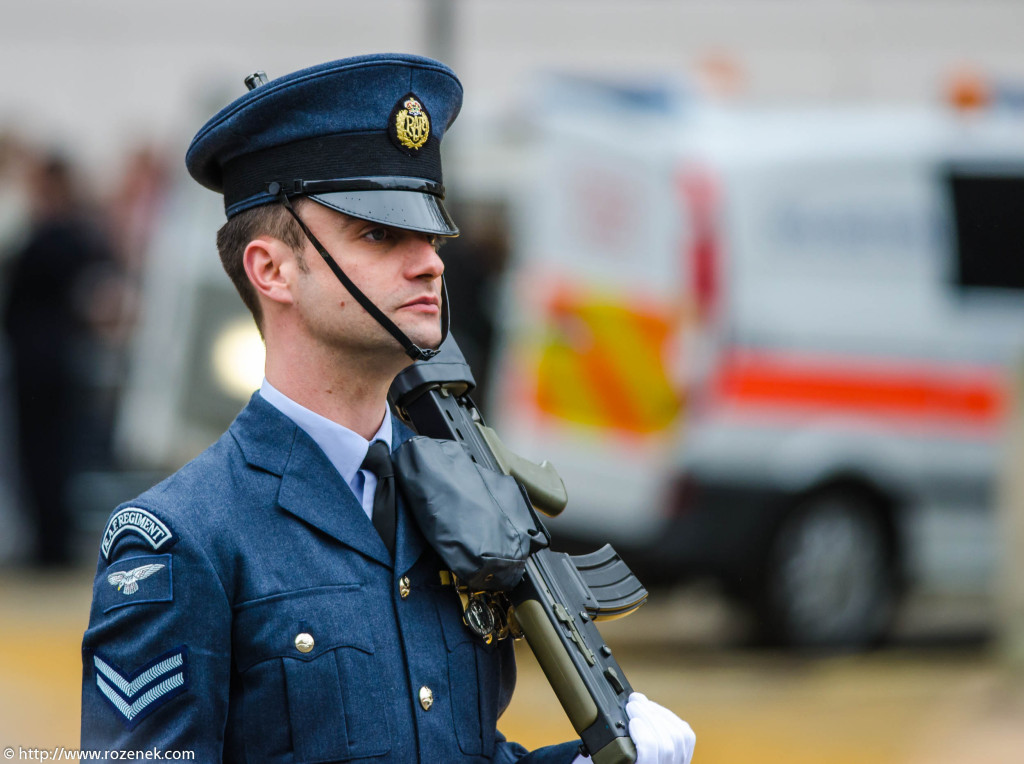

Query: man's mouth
[[400, 295, 441, 313]]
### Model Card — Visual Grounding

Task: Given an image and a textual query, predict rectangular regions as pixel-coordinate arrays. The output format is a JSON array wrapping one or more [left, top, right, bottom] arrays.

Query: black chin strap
[[270, 183, 448, 361]]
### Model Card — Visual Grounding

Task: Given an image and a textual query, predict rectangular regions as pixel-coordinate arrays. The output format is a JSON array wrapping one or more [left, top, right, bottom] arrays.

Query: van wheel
[[757, 491, 896, 649]]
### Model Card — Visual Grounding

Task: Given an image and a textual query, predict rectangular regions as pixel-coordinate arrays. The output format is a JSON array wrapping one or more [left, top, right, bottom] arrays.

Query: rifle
[[390, 338, 647, 764]]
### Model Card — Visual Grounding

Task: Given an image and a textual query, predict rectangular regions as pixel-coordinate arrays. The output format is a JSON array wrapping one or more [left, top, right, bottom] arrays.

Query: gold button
[[399, 576, 411, 599], [294, 632, 315, 654], [419, 685, 434, 711]]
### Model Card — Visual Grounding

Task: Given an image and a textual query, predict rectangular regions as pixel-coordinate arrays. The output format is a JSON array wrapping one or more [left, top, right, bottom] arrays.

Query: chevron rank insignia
[[99, 554, 172, 613], [92, 647, 188, 729]]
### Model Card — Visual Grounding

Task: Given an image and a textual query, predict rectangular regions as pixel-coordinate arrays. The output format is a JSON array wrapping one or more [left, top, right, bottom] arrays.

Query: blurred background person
[[2, 151, 119, 567], [0, 130, 32, 562], [105, 146, 170, 278], [0, 131, 30, 264]]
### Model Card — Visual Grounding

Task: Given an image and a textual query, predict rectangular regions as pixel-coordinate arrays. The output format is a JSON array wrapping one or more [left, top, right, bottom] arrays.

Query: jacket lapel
[[277, 430, 393, 567], [230, 394, 391, 568]]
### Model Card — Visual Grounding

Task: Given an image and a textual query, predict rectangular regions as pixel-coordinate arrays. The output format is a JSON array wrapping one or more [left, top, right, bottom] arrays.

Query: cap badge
[[390, 93, 431, 153]]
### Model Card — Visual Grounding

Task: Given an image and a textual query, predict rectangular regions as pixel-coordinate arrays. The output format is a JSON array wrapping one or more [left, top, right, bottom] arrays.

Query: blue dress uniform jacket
[[81, 394, 580, 763]]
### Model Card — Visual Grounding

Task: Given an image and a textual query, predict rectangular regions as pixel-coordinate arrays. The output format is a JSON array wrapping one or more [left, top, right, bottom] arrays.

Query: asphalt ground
[[3, 568, 1023, 763]]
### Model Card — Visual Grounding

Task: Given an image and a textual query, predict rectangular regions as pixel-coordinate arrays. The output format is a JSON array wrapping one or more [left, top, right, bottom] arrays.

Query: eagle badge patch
[[99, 554, 173, 613], [109, 562, 164, 595]]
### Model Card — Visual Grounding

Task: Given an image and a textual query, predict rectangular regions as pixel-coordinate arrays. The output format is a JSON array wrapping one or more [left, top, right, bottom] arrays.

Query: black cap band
[[222, 132, 442, 216]]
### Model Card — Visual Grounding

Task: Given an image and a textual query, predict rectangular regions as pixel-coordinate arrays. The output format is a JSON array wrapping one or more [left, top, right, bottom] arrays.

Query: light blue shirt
[[259, 379, 392, 520]]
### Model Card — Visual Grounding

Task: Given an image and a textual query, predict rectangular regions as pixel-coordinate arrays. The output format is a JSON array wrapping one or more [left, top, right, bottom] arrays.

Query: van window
[[948, 170, 1024, 291]]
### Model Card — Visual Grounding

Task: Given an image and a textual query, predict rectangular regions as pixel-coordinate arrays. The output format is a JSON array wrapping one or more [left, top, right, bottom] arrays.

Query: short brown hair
[[215, 201, 305, 332]]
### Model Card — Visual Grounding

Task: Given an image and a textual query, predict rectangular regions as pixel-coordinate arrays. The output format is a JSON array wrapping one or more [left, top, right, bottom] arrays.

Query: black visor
[[310, 189, 458, 236]]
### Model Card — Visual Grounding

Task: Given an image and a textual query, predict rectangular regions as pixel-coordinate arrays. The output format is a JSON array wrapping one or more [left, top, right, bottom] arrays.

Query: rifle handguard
[[475, 424, 568, 517]]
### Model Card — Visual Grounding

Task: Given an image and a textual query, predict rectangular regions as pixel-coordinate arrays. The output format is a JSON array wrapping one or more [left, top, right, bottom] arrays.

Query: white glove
[[626, 692, 696, 764], [570, 692, 695, 764]]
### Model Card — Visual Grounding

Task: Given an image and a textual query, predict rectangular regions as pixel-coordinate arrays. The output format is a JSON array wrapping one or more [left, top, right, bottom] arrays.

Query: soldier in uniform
[[80, 54, 695, 763]]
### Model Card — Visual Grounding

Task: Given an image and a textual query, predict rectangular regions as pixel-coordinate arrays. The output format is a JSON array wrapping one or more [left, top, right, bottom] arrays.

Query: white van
[[488, 78, 1024, 647]]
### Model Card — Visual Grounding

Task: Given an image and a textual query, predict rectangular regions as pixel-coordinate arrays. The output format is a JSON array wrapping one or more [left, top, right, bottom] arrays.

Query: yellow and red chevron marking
[[533, 287, 685, 435]]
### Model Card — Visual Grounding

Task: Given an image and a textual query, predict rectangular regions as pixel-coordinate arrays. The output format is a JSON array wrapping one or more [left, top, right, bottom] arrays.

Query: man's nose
[[408, 235, 445, 279]]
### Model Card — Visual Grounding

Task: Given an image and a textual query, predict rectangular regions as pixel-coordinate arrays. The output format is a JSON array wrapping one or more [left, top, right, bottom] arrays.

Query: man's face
[[285, 200, 446, 361]]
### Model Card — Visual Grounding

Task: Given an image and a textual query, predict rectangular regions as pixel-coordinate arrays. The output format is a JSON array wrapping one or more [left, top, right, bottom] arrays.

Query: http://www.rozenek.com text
[[5, 748, 195, 761]]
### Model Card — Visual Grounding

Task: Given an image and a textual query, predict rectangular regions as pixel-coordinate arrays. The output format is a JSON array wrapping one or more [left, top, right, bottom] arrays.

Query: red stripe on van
[[712, 351, 1008, 428]]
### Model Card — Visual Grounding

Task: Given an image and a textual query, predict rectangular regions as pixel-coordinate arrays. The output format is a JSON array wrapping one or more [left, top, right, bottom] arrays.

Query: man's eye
[[364, 228, 390, 242]]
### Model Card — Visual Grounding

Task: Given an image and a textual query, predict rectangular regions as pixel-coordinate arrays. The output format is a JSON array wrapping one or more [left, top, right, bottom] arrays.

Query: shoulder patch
[[91, 646, 189, 729], [102, 507, 176, 561], [99, 554, 172, 613]]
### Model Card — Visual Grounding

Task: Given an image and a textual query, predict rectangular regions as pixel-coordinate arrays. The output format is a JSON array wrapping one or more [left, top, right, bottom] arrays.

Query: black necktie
[[361, 440, 396, 557]]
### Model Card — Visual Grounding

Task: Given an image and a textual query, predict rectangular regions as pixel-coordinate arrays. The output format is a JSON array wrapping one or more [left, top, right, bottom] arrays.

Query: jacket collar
[[230, 393, 426, 572]]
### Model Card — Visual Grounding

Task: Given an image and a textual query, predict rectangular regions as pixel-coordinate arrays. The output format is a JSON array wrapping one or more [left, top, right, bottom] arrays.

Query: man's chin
[[400, 320, 444, 353], [410, 332, 444, 353]]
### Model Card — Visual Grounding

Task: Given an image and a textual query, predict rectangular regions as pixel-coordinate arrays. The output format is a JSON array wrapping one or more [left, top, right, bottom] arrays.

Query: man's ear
[[243, 237, 296, 306]]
